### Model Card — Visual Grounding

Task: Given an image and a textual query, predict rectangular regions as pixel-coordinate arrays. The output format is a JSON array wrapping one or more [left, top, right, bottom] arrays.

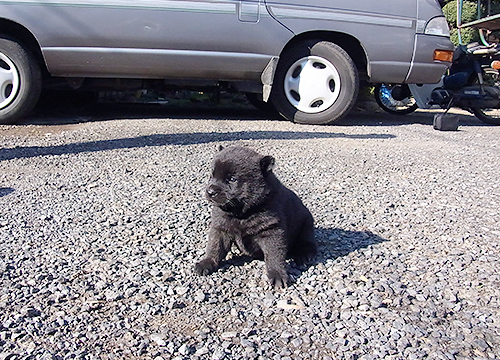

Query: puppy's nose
[[206, 186, 220, 198]]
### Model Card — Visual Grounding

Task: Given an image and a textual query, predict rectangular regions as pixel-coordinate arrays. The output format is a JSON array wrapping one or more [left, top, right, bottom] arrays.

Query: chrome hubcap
[[284, 56, 341, 114], [0, 52, 20, 110]]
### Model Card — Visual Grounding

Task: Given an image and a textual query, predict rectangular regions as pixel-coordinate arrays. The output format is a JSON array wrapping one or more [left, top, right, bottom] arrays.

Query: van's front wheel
[[271, 40, 359, 125], [0, 36, 42, 124]]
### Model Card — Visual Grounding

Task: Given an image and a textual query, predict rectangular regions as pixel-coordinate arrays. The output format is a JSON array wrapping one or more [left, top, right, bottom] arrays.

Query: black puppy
[[194, 146, 316, 288]]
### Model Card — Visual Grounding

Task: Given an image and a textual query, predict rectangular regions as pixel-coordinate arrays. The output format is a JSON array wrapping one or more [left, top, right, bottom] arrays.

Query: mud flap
[[261, 56, 279, 102]]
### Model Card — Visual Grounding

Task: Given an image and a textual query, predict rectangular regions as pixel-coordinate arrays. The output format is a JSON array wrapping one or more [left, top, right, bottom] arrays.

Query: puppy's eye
[[227, 176, 237, 183]]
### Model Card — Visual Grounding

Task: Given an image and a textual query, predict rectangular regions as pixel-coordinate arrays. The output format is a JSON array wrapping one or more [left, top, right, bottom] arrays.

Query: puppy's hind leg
[[194, 228, 232, 276]]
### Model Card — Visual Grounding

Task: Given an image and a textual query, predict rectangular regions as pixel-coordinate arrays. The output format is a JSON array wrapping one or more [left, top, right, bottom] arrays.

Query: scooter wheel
[[374, 84, 418, 115], [473, 108, 500, 125]]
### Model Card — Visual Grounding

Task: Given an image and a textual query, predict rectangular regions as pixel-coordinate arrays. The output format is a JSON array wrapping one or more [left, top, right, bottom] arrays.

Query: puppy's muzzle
[[206, 185, 221, 199]]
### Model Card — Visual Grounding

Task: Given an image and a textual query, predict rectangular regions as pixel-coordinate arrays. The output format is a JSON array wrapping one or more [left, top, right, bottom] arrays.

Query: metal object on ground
[[433, 113, 460, 131]]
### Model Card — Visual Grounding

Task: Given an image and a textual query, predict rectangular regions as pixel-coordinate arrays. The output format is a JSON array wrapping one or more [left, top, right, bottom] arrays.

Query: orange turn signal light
[[433, 49, 454, 62], [492, 60, 500, 70]]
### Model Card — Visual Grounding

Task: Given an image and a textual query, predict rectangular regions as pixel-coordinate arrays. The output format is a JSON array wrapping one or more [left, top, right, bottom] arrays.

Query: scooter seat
[[443, 72, 470, 90]]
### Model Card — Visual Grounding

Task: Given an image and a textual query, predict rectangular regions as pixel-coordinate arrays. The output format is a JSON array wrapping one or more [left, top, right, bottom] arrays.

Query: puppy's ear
[[217, 145, 225, 152], [260, 155, 275, 174]]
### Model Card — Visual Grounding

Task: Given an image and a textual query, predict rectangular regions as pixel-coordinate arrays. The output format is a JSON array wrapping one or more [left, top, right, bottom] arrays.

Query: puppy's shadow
[[288, 227, 389, 281], [219, 227, 388, 283], [314, 227, 388, 262]]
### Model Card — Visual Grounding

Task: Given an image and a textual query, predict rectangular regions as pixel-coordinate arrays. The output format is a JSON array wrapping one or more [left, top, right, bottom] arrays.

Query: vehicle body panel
[[405, 34, 453, 83], [1, 0, 292, 80], [0, 0, 453, 85], [406, 0, 454, 83], [265, 0, 418, 83]]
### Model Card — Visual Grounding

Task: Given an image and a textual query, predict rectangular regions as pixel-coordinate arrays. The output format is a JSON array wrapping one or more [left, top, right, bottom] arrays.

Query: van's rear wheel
[[271, 40, 359, 125], [0, 36, 42, 124]]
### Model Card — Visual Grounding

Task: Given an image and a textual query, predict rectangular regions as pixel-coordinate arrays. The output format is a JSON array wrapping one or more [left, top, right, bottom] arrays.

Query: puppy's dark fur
[[194, 146, 316, 287]]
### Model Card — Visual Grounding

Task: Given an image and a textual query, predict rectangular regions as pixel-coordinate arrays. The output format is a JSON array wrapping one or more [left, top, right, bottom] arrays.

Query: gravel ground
[[0, 102, 499, 360]]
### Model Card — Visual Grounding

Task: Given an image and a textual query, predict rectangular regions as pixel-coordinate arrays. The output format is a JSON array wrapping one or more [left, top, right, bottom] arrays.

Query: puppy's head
[[206, 146, 275, 216]]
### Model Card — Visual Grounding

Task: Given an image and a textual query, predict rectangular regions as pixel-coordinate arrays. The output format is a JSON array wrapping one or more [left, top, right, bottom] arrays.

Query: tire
[[374, 84, 418, 115], [471, 68, 500, 125], [0, 36, 42, 124], [472, 108, 500, 125], [271, 40, 359, 125]]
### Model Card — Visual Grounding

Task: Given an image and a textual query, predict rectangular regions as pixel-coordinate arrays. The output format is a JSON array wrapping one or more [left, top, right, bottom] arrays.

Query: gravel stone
[[1, 106, 499, 359], [178, 343, 190, 355], [212, 348, 226, 360], [240, 338, 254, 348], [150, 334, 166, 347]]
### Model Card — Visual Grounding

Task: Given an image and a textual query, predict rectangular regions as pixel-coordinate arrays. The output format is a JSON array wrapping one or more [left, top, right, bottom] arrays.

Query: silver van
[[0, 0, 453, 124]]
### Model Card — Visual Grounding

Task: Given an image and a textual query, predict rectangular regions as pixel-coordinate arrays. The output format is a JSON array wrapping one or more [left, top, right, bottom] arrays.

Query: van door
[[23, 0, 292, 81]]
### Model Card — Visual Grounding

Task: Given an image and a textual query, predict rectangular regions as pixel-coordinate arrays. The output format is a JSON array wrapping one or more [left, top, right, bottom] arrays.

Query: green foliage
[[443, 0, 480, 44], [452, 27, 479, 44], [443, 0, 478, 24], [441, 0, 500, 45]]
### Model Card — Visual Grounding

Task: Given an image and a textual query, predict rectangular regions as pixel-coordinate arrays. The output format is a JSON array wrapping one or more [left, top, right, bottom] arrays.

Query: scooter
[[374, 42, 500, 125]]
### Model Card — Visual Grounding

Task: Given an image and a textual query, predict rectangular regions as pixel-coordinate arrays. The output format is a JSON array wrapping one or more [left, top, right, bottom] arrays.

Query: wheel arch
[[278, 31, 369, 80], [270, 33, 361, 124], [0, 18, 48, 74]]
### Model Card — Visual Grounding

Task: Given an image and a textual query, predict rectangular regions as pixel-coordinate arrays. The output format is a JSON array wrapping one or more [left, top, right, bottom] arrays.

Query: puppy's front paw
[[194, 258, 218, 276], [294, 249, 316, 266], [267, 269, 289, 288]]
